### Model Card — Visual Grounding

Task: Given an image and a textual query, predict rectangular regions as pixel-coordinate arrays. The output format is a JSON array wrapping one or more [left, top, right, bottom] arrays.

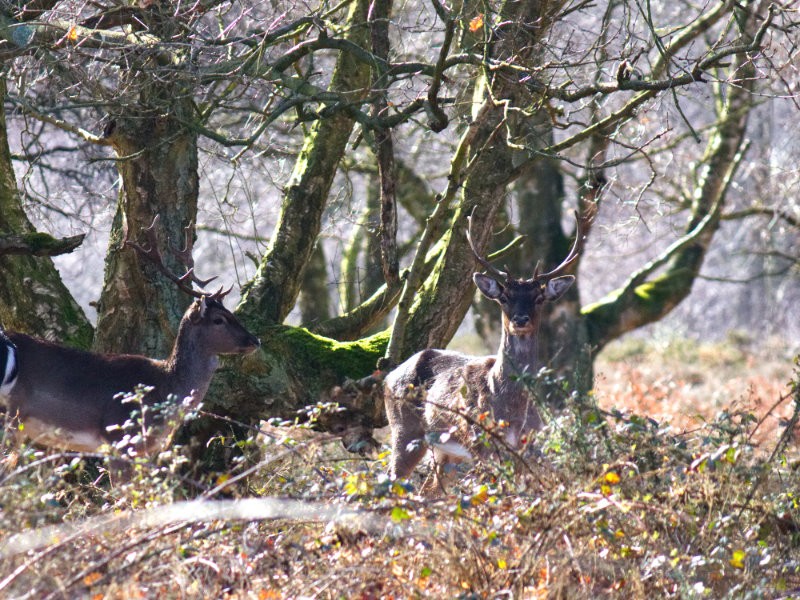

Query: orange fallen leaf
[[469, 14, 484, 33]]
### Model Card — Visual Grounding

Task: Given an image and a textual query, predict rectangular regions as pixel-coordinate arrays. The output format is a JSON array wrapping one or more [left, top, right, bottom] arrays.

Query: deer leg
[[390, 428, 427, 480], [386, 386, 428, 481], [421, 449, 463, 496]]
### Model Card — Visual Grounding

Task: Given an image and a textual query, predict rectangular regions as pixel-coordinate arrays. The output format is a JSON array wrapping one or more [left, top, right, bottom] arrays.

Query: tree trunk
[[401, 0, 566, 356], [238, 0, 371, 328], [190, 0, 377, 471], [298, 242, 332, 326], [339, 172, 385, 314], [516, 163, 593, 392], [93, 97, 199, 357], [0, 77, 92, 346]]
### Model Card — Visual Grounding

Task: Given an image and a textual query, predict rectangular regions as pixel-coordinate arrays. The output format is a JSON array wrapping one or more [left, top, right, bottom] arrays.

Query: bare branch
[[722, 206, 800, 228]]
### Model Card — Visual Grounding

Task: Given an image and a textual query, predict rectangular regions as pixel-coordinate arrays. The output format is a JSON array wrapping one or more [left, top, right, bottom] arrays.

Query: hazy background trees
[[0, 0, 797, 459]]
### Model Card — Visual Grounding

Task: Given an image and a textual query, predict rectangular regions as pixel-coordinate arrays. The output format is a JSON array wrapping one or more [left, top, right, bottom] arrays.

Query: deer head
[[467, 210, 587, 335], [125, 214, 260, 356], [182, 295, 261, 355]]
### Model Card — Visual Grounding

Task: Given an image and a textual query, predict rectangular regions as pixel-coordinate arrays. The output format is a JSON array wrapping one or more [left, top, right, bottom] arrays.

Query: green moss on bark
[[275, 325, 388, 379], [206, 324, 388, 420], [583, 268, 695, 352]]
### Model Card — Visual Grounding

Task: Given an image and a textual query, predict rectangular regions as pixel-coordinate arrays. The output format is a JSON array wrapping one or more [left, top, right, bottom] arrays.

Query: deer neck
[[164, 321, 219, 401], [490, 327, 540, 386]]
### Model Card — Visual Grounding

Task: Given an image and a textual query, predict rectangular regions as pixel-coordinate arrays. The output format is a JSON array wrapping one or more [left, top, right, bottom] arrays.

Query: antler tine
[[209, 283, 233, 302], [171, 221, 196, 269], [533, 210, 588, 281], [466, 210, 508, 283], [177, 267, 218, 290], [125, 215, 207, 299], [123, 215, 162, 261], [168, 221, 219, 289]]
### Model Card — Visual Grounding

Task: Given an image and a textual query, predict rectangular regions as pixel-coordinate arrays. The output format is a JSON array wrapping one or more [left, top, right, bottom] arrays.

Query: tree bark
[[93, 96, 199, 357], [0, 77, 92, 346], [515, 162, 594, 392], [401, 0, 566, 356], [190, 0, 379, 469], [298, 242, 332, 326]]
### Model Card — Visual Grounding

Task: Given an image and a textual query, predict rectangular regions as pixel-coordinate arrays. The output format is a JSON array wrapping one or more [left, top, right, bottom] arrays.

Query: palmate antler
[[124, 215, 232, 301]]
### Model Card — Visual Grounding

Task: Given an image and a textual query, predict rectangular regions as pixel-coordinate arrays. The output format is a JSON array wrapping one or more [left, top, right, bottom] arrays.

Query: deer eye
[[213, 316, 226, 325]]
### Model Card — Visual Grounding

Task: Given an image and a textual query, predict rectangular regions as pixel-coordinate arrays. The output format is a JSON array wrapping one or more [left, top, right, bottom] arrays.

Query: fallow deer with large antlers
[[384, 211, 588, 490], [0, 216, 260, 459]]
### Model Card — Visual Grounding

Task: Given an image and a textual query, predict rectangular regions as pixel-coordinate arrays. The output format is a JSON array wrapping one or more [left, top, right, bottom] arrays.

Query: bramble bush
[[1, 355, 798, 598]]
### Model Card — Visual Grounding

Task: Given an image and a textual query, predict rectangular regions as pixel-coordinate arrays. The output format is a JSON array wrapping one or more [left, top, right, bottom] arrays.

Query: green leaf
[[390, 506, 411, 523]]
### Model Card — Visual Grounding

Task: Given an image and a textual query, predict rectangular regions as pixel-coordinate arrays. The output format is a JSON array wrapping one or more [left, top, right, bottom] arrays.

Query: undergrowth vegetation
[[1, 348, 799, 599]]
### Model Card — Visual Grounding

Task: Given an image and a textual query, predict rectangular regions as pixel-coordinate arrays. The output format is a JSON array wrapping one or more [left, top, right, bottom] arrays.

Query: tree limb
[[722, 206, 800, 228], [0, 232, 85, 256]]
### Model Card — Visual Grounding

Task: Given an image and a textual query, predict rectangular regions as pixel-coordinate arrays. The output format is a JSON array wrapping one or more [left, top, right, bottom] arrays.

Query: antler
[[531, 209, 590, 281], [124, 215, 231, 301], [466, 209, 509, 283]]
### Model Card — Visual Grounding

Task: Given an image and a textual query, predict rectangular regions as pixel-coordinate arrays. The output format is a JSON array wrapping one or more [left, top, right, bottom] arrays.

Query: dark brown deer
[[0, 217, 260, 458], [384, 211, 587, 489]]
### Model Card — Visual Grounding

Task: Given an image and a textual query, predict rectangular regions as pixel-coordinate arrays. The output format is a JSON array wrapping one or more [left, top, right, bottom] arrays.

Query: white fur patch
[[1, 344, 18, 396], [504, 429, 519, 448], [430, 440, 472, 461], [21, 417, 105, 453]]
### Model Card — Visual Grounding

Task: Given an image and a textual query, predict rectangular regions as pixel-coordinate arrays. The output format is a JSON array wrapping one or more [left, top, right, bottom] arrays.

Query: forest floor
[[594, 335, 795, 448], [1, 335, 798, 599]]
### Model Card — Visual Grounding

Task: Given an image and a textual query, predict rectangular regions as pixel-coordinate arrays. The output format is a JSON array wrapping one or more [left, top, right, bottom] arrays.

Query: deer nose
[[512, 315, 530, 327]]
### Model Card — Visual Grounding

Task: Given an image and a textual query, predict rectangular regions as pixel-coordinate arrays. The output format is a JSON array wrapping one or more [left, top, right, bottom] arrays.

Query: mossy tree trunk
[[401, 0, 567, 356], [0, 77, 92, 347], [192, 0, 381, 466], [237, 0, 372, 329]]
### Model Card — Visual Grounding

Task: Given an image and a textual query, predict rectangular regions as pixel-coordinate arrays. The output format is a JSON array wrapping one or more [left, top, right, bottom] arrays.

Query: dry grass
[[595, 335, 796, 446], [1, 338, 799, 599]]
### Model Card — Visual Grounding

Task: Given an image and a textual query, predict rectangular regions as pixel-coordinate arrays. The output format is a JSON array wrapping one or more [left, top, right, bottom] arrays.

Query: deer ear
[[544, 275, 575, 301], [192, 296, 209, 321], [473, 273, 503, 300]]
